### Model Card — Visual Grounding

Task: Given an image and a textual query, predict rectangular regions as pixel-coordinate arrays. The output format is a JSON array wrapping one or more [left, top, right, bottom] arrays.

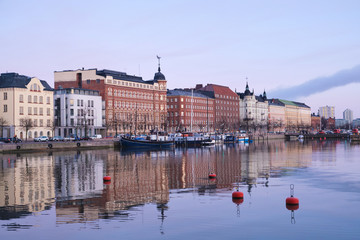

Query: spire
[[157, 55, 161, 72], [263, 89, 267, 99]]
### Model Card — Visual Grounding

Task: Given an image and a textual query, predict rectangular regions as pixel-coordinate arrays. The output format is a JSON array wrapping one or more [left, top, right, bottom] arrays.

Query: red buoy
[[286, 184, 299, 206], [103, 181, 111, 185], [103, 176, 111, 181], [324, 137, 326, 140], [233, 198, 244, 205], [286, 197, 299, 205], [286, 204, 299, 211], [209, 173, 216, 179], [232, 191, 244, 199]]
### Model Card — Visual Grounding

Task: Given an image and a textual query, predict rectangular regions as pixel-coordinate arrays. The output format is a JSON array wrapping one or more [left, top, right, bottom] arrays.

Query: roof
[[167, 89, 214, 99], [96, 69, 145, 83], [198, 84, 238, 98], [0, 72, 53, 91], [269, 98, 310, 108]]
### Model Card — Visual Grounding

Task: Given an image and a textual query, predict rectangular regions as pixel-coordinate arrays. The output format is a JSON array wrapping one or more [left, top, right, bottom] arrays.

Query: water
[[0, 140, 359, 239]]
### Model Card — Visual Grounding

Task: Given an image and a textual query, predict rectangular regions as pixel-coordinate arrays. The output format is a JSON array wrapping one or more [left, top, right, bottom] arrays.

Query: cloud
[[269, 64, 360, 99]]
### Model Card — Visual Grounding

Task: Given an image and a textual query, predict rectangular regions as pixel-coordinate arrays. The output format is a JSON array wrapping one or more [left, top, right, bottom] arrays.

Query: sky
[[1, 0, 360, 118]]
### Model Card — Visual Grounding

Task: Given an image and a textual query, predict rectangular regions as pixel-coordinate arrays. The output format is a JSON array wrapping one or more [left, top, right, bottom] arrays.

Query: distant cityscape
[[0, 61, 358, 139]]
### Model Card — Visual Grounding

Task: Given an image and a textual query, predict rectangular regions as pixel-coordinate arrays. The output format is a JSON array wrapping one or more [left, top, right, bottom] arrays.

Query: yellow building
[[268, 99, 311, 132], [0, 72, 54, 139]]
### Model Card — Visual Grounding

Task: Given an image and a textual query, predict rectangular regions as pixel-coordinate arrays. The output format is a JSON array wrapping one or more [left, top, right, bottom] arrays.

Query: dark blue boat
[[120, 137, 174, 149]]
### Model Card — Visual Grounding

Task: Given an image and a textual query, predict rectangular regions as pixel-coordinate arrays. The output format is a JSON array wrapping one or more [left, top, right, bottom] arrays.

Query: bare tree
[[19, 118, 34, 141], [48, 119, 57, 137], [0, 117, 8, 137]]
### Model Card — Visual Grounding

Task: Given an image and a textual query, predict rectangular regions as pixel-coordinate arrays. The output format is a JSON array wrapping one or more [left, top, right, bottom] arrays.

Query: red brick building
[[167, 89, 215, 132], [196, 84, 240, 132], [54, 66, 167, 136], [311, 114, 321, 131]]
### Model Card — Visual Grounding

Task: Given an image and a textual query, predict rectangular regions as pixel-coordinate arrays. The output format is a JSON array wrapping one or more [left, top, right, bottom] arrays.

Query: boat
[[224, 135, 236, 143], [173, 132, 208, 147], [237, 133, 249, 142], [120, 133, 174, 149]]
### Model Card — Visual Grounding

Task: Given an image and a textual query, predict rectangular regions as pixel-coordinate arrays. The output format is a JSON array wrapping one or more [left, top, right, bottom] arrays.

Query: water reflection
[[0, 140, 353, 226]]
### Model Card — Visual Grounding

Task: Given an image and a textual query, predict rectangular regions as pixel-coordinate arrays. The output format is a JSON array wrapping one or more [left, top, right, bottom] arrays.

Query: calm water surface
[[0, 140, 359, 239]]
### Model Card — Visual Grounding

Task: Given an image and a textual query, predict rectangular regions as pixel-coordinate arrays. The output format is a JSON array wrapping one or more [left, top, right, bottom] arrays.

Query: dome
[[154, 67, 166, 81], [244, 82, 251, 96]]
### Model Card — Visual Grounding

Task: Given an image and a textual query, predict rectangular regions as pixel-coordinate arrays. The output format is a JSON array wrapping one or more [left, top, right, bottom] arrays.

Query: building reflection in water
[[0, 140, 343, 224], [0, 153, 55, 220]]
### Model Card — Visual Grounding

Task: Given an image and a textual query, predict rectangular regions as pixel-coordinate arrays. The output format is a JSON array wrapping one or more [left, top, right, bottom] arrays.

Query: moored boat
[[120, 136, 174, 149]]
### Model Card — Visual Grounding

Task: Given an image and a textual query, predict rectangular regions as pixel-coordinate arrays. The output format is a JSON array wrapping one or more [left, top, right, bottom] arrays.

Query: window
[[34, 96, 38, 103], [91, 100, 94, 107], [19, 94, 24, 102], [70, 109, 74, 116], [28, 95, 32, 103], [34, 119, 38, 127], [77, 99, 80, 106], [87, 79, 90, 84], [47, 97, 50, 104], [20, 106, 24, 115], [70, 99, 74, 106], [28, 107, 32, 115], [39, 96, 43, 104], [47, 119, 50, 127], [4, 104, 7, 112], [39, 108, 43, 115], [81, 100, 83, 106], [40, 119, 43, 127], [4, 92, 7, 100], [34, 107, 38, 115], [47, 108, 50, 116]]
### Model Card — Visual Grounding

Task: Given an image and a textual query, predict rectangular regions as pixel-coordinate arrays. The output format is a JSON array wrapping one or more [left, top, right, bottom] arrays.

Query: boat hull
[[120, 137, 174, 148]]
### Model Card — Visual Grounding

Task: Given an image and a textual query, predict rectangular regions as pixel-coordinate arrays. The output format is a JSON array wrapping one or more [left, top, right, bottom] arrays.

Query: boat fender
[[77, 142, 81, 147], [16, 145, 21, 150], [48, 144, 53, 149]]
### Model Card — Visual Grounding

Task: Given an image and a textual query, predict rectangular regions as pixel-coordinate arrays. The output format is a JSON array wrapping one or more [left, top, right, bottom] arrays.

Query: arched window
[[29, 131, 32, 138], [40, 131, 43, 136], [34, 131, 38, 138]]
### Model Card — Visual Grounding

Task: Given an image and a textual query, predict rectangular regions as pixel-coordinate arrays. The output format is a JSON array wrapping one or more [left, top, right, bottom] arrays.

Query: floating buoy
[[209, 173, 216, 178], [286, 197, 299, 205], [232, 191, 244, 199], [320, 138, 322, 140], [232, 198, 244, 205], [286, 184, 299, 206], [286, 204, 299, 211], [324, 137, 326, 140], [103, 176, 111, 181]]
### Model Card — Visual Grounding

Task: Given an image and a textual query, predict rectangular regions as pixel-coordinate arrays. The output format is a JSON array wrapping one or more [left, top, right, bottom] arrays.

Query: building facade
[[319, 105, 335, 119], [343, 108, 353, 124], [54, 64, 167, 136], [268, 99, 286, 132], [54, 88, 103, 138], [0, 72, 53, 139], [237, 83, 268, 131], [167, 89, 215, 132], [196, 84, 240, 132], [311, 114, 321, 131], [269, 99, 311, 131]]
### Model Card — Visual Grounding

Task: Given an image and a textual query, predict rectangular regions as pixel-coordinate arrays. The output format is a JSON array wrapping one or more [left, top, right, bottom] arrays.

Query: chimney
[[195, 84, 203, 90], [76, 73, 82, 88]]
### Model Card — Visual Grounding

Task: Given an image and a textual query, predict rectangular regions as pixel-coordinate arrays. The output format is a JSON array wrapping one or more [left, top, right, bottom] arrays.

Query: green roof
[[279, 99, 297, 106]]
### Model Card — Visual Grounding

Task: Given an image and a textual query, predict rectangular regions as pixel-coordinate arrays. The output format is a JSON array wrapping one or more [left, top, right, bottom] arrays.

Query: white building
[[54, 88, 103, 138], [343, 108, 353, 124], [319, 105, 335, 119], [237, 83, 268, 129]]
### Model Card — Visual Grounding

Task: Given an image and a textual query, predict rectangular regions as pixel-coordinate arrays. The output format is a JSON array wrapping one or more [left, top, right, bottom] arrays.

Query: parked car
[[0, 137, 11, 143], [317, 130, 325, 134], [50, 136, 64, 141], [34, 136, 49, 142], [80, 136, 92, 141], [64, 134, 80, 141], [90, 134, 102, 139]]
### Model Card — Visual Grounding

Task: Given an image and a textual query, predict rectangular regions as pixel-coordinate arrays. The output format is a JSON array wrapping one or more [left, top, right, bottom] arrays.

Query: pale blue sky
[[1, 0, 360, 118]]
